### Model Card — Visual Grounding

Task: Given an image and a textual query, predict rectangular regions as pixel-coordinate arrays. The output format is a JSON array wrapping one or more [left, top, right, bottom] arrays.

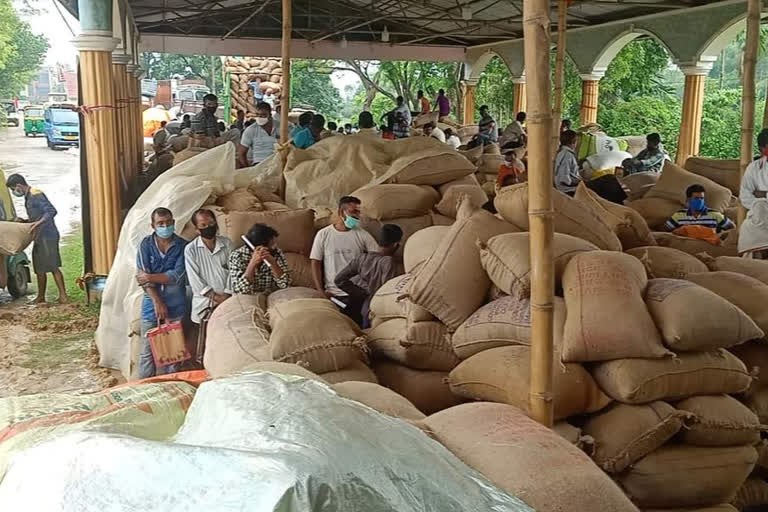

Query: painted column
[[132, 67, 144, 178], [513, 76, 527, 114], [676, 65, 710, 165], [579, 73, 602, 126], [112, 54, 132, 191], [72, 0, 121, 275], [463, 81, 476, 125]]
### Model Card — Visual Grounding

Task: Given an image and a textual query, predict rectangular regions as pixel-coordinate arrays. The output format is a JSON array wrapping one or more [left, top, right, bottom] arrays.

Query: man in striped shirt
[[665, 184, 735, 233]]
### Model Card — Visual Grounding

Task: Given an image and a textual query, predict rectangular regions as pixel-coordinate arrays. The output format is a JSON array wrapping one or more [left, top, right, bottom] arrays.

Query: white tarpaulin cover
[[0, 372, 532, 511]]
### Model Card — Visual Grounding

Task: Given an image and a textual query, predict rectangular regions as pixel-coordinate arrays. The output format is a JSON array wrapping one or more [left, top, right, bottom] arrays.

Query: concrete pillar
[[463, 81, 476, 125], [112, 54, 132, 192], [72, 0, 121, 275], [513, 76, 526, 114], [579, 73, 603, 126], [676, 66, 710, 165]]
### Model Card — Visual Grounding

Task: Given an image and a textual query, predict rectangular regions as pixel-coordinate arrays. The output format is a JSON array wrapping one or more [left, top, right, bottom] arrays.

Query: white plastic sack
[[584, 150, 632, 175], [0, 372, 531, 511], [95, 144, 266, 377]]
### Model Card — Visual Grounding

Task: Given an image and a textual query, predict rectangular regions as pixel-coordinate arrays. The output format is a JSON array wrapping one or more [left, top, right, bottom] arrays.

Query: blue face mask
[[343, 215, 360, 230], [155, 225, 175, 239], [689, 197, 706, 212]]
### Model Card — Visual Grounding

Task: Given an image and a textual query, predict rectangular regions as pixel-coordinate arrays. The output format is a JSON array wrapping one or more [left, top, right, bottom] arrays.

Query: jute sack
[[247, 183, 284, 204], [267, 297, 339, 330], [451, 296, 567, 360], [0, 222, 35, 256], [372, 361, 463, 415], [699, 255, 768, 285], [582, 402, 690, 474], [369, 274, 413, 321], [263, 202, 289, 211], [332, 381, 426, 421], [413, 111, 439, 128], [203, 295, 271, 378], [494, 183, 622, 251], [359, 214, 432, 259], [654, 232, 738, 258], [408, 200, 520, 330], [448, 345, 611, 420], [746, 388, 768, 423], [618, 445, 757, 509], [423, 403, 638, 512], [282, 252, 315, 288], [436, 175, 488, 218], [646, 160, 733, 212], [591, 349, 752, 404], [458, 145, 483, 165], [386, 148, 475, 186], [686, 271, 768, 336], [215, 208, 315, 255], [320, 360, 378, 384], [561, 251, 670, 363], [684, 157, 741, 195], [430, 211, 454, 226], [626, 197, 682, 230], [574, 182, 655, 249], [626, 246, 708, 279], [354, 184, 439, 220], [732, 477, 768, 511], [266, 287, 325, 310], [480, 232, 598, 299], [484, 143, 501, 155], [730, 341, 768, 389], [403, 225, 450, 273], [675, 395, 764, 447], [215, 188, 262, 211], [645, 278, 763, 352], [619, 171, 659, 201], [367, 319, 459, 371]]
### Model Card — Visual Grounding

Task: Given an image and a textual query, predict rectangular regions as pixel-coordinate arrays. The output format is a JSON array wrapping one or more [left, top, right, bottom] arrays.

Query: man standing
[[666, 184, 734, 234], [247, 78, 264, 105], [238, 102, 280, 167], [136, 207, 188, 378], [191, 94, 220, 137], [5, 174, 69, 304], [293, 114, 325, 149], [184, 209, 233, 326], [434, 89, 451, 120], [394, 96, 412, 126], [310, 196, 379, 324], [622, 133, 667, 175], [417, 90, 430, 115], [554, 130, 581, 195]]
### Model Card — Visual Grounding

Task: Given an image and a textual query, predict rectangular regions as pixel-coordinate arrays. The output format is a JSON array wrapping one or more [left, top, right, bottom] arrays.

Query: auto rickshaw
[[0, 168, 31, 298], [23, 105, 45, 137]]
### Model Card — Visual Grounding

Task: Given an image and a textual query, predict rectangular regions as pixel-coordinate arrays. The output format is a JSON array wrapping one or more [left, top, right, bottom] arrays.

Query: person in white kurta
[[738, 129, 768, 255]]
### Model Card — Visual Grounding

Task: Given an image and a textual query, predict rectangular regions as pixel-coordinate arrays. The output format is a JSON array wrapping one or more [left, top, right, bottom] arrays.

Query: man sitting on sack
[[136, 207, 189, 378], [229, 223, 291, 294], [665, 185, 734, 243], [622, 133, 667, 175], [423, 122, 445, 143]]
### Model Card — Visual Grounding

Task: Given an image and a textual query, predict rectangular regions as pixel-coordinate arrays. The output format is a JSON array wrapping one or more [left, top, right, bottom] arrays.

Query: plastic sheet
[[0, 372, 532, 511]]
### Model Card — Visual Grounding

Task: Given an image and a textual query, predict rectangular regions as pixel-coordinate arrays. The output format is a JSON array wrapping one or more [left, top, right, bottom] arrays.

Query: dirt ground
[[0, 302, 118, 398]]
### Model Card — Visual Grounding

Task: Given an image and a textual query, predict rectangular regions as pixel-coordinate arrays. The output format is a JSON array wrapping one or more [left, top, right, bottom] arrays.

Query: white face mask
[[255, 117, 269, 126]]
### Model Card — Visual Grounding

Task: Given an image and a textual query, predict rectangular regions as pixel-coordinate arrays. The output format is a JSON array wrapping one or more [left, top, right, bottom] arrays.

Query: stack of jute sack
[[224, 56, 283, 115]]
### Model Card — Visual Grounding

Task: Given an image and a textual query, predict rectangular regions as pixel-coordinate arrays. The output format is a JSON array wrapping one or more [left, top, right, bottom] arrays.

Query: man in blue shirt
[[6, 173, 69, 304], [136, 207, 188, 378], [293, 114, 325, 149]]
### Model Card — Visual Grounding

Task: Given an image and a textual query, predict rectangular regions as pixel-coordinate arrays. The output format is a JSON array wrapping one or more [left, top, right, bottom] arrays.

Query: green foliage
[[476, 57, 516, 127], [0, 1, 48, 99], [289, 60, 342, 120], [600, 39, 672, 103], [140, 53, 225, 96], [598, 96, 682, 156]]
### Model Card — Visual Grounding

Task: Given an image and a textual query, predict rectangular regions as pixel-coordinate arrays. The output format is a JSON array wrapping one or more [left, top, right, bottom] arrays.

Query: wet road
[[0, 123, 81, 237]]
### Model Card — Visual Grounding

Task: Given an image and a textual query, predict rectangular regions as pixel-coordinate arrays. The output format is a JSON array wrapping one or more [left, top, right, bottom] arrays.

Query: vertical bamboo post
[[524, 0, 555, 428], [279, 0, 292, 144], [739, 0, 760, 224], [513, 77, 527, 114], [463, 82, 476, 125], [579, 75, 600, 125], [762, 78, 768, 129], [552, 0, 567, 152], [676, 70, 707, 165]]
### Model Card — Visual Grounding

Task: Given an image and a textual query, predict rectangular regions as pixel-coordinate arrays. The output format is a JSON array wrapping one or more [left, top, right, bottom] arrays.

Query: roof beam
[[221, 1, 275, 39]]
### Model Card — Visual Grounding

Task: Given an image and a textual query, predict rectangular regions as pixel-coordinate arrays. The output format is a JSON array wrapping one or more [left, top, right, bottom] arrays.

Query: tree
[[0, 1, 48, 99], [598, 95, 681, 156], [289, 59, 342, 119], [140, 52, 224, 96]]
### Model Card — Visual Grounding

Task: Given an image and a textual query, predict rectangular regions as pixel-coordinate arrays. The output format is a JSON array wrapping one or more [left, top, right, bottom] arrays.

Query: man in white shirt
[[444, 128, 461, 149], [501, 111, 527, 147], [739, 129, 768, 257], [554, 130, 581, 195], [310, 195, 378, 324], [184, 209, 233, 326], [238, 102, 280, 168], [740, 129, 768, 210], [423, 122, 446, 143]]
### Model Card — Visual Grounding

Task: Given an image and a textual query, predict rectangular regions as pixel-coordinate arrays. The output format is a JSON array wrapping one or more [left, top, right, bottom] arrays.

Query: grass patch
[[19, 331, 93, 371], [45, 224, 88, 303]]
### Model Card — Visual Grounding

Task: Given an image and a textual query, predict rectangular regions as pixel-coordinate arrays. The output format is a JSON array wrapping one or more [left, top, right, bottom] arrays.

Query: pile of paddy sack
[[224, 56, 284, 115]]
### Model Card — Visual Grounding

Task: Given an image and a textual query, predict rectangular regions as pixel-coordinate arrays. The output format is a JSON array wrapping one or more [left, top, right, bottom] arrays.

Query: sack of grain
[[369, 274, 413, 321], [746, 388, 768, 423], [413, 112, 439, 128], [645, 160, 733, 212], [423, 403, 638, 511], [408, 204, 519, 330], [354, 184, 439, 220], [626, 197, 681, 229], [574, 182, 655, 249], [618, 445, 756, 509], [430, 211, 454, 226], [436, 175, 488, 218], [480, 232, 598, 299], [478, 153, 504, 176], [495, 183, 622, 251], [368, 318, 459, 371], [619, 171, 659, 201], [625, 246, 708, 279], [262, 202, 289, 211], [359, 214, 432, 259], [282, 252, 315, 288], [458, 145, 483, 165], [319, 359, 378, 384], [451, 296, 567, 360], [654, 232, 738, 258], [583, 402, 689, 474], [372, 361, 463, 415], [684, 157, 740, 195], [386, 148, 475, 186], [732, 477, 768, 510], [591, 349, 752, 404], [332, 381, 426, 420], [215, 188, 262, 211], [561, 251, 670, 362], [215, 208, 315, 255], [266, 287, 325, 310], [675, 395, 763, 447], [484, 143, 501, 155], [0, 222, 35, 256], [247, 183, 284, 204], [267, 297, 337, 330], [729, 341, 768, 389], [448, 345, 611, 420], [645, 278, 763, 352], [403, 225, 450, 273], [644, 506, 737, 512], [699, 255, 768, 285], [270, 299, 368, 374], [203, 295, 271, 378], [686, 271, 768, 336]]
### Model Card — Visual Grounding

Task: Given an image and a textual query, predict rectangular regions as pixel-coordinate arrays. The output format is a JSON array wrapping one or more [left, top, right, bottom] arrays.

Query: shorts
[[32, 237, 62, 274]]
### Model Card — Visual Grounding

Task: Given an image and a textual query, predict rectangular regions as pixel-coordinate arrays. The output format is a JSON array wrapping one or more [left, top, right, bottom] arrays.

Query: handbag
[[147, 320, 190, 368]]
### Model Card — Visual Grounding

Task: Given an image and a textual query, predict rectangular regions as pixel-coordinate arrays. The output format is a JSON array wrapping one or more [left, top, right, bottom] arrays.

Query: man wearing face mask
[[135, 207, 189, 378], [228, 223, 291, 294], [310, 196, 379, 323], [191, 93, 220, 137], [184, 209, 233, 327], [237, 102, 280, 168], [665, 184, 734, 235]]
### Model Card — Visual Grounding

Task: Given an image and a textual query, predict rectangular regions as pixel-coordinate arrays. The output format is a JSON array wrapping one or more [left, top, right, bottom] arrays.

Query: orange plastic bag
[[117, 370, 211, 389], [673, 225, 720, 245]]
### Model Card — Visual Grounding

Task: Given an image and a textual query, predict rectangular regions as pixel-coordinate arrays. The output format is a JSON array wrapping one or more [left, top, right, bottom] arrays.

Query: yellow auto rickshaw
[[23, 105, 45, 137]]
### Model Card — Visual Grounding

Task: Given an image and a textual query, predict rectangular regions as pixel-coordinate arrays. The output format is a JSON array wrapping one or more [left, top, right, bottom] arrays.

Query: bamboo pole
[[552, 0, 567, 152], [675, 72, 706, 165], [463, 83, 476, 125], [513, 79, 527, 114], [279, 0, 292, 144], [112, 63, 127, 193], [739, 0, 760, 225], [524, 0, 555, 427]]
